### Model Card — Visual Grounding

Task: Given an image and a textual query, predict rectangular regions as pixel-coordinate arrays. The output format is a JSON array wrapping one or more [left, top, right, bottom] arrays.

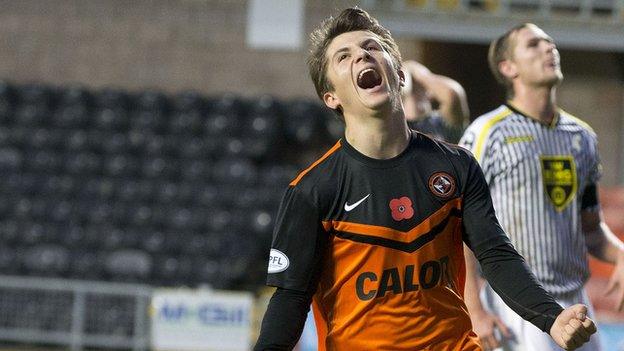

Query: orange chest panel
[[312, 198, 476, 350]]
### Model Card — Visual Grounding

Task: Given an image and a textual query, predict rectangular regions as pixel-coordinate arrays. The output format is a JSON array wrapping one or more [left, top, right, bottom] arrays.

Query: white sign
[[246, 0, 303, 50], [151, 288, 254, 351]]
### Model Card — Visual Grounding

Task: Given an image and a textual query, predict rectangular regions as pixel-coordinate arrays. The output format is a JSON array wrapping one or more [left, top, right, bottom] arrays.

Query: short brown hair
[[488, 23, 532, 99], [307, 7, 402, 104]]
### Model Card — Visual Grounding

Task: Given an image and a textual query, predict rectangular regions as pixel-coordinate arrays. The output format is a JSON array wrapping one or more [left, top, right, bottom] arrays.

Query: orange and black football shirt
[[266, 131, 512, 350]]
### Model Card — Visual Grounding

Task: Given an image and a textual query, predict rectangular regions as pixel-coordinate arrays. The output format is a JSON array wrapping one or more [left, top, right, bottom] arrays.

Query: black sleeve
[[267, 186, 327, 292], [581, 183, 598, 210], [256, 185, 327, 349], [477, 243, 564, 332], [461, 155, 564, 333], [254, 287, 314, 351], [461, 152, 511, 253]]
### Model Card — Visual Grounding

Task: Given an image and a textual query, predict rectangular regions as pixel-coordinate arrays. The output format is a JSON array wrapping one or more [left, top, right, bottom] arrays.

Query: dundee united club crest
[[540, 155, 577, 211], [428, 172, 456, 199]]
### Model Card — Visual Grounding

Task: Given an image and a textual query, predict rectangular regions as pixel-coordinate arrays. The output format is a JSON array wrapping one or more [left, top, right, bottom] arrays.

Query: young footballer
[[255, 10, 597, 351]]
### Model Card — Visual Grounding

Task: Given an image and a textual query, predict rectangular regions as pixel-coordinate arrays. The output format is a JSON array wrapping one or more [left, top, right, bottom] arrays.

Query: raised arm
[[402, 60, 469, 128]]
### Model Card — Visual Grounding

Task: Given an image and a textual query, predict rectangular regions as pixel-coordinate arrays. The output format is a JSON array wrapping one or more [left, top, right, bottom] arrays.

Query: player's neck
[[343, 109, 410, 160], [508, 85, 558, 125]]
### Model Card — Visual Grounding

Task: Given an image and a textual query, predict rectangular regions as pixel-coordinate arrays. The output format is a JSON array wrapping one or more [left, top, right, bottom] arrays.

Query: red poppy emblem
[[428, 172, 456, 198], [389, 196, 414, 221]]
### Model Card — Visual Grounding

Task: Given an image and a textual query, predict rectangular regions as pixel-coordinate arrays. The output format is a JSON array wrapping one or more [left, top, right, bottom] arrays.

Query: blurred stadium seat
[[0, 81, 339, 293]]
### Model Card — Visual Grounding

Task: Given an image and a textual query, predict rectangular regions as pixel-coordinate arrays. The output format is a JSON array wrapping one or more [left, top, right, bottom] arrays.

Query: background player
[[255, 8, 596, 351], [401, 59, 469, 143], [460, 23, 624, 351]]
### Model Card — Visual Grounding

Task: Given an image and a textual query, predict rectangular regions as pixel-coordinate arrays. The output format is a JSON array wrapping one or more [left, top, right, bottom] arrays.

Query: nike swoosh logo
[[344, 194, 371, 212]]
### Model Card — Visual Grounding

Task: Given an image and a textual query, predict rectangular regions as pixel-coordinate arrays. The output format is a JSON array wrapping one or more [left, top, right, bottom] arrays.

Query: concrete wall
[[0, 0, 304, 97], [0, 0, 422, 97], [0, 0, 621, 184]]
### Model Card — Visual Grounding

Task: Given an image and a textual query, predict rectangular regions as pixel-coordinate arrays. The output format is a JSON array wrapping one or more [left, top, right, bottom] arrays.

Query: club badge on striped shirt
[[540, 155, 577, 211]]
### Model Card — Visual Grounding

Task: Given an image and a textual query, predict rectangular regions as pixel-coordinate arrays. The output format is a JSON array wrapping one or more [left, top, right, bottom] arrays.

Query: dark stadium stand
[[0, 80, 342, 291]]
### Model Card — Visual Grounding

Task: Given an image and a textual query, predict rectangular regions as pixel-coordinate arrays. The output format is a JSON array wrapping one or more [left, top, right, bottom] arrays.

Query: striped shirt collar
[[505, 102, 560, 128]]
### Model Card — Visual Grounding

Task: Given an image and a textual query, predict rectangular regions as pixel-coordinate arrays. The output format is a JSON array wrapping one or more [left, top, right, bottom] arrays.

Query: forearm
[[586, 222, 624, 264], [477, 243, 563, 333], [434, 79, 469, 128], [254, 288, 313, 351], [403, 60, 468, 127], [463, 245, 486, 313]]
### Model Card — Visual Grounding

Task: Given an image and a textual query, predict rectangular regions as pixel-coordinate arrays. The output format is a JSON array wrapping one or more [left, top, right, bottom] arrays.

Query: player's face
[[322, 30, 403, 117], [508, 25, 563, 88]]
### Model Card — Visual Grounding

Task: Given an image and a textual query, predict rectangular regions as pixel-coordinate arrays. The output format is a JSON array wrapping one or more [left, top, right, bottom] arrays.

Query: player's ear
[[323, 91, 341, 110], [398, 69, 406, 88], [499, 60, 518, 80]]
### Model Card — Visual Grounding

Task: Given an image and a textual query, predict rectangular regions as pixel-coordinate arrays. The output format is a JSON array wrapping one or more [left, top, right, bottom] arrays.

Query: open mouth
[[544, 57, 559, 69], [545, 62, 560, 71], [357, 68, 383, 90]]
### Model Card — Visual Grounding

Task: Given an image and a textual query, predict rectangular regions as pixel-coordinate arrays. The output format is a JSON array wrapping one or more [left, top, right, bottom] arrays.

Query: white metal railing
[[0, 275, 152, 351]]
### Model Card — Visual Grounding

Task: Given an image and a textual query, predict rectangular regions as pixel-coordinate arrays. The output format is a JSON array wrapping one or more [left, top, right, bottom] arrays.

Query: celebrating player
[[255, 10, 597, 351]]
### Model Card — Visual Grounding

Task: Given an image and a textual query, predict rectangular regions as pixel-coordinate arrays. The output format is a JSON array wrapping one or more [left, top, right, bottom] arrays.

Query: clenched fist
[[549, 304, 597, 350]]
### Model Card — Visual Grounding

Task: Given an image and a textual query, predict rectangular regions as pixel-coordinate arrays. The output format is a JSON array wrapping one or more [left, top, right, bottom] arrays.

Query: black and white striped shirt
[[460, 104, 602, 296]]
